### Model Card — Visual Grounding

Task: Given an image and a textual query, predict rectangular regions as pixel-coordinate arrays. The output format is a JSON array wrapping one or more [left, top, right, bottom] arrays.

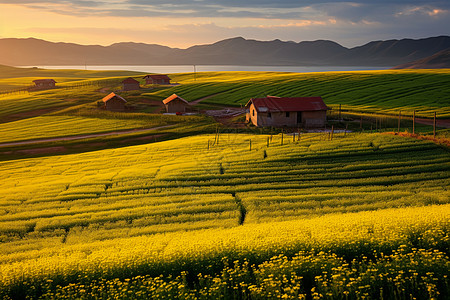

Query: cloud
[[2, 0, 449, 48], [2, 1, 449, 20]]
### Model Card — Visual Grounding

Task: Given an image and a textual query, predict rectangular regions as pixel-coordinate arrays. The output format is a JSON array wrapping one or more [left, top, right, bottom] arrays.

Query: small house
[[121, 77, 140, 91], [163, 94, 189, 113], [143, 74, 171, 85], [245, 96, 328, 128], [102, 92, 127, 111], [32, 79, 56, 89]]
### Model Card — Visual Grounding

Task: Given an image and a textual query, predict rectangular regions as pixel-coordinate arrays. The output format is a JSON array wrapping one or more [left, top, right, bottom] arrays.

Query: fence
[[326, 104, 445, 138]]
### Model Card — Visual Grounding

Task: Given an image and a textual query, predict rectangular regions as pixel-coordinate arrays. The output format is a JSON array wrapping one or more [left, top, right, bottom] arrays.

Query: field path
[[0, 125, 174, 148], [190, 93, 223, 105], [414, 118, 450, 128]]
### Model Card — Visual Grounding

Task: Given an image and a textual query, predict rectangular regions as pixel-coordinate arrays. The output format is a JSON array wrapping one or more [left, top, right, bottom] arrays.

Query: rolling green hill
[[0, 67, 449, 299], [0, 133, 448, 299], [151, 69, 450, 118]]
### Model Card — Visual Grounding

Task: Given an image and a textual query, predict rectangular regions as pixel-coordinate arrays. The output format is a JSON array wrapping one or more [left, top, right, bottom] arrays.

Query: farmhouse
[[163, 94, 189, 113], [121, 77, 140, 91], [143, 74, 171, 85], [32, 79, 56, 89], [102, 92, 127, 111], [246, 96, 328, 128]]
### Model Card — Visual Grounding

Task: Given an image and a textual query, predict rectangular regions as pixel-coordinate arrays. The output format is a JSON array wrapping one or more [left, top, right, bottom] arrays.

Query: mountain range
[[392, 49, 450, 69], [1, 36, 449, 67]]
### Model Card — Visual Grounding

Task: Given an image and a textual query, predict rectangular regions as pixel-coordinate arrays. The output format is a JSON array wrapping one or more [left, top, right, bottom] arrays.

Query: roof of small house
[[162, 94, 189, 105], [102, 92, 127, 103], [33, 79, 56, 84], [246, 96, 328, 113], [122, 77, 140, 84], [143, 74, 171, 80]]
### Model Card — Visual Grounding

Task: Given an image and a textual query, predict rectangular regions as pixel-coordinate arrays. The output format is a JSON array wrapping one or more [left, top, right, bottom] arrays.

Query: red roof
[[143, 74, 171, 80], [122, 77, 139, 84], [102, 92, 127, 103], [163, 94, 188, 105], [246, 96, 328, 113]]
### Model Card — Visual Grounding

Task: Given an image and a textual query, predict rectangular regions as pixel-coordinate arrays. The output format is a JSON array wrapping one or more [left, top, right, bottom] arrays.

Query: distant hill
[[392, 49, 450, 69], [1, 36, 450, 67]]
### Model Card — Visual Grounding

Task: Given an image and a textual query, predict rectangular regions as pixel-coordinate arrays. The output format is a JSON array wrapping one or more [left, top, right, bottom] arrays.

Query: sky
[[0, 0, 449, 48]]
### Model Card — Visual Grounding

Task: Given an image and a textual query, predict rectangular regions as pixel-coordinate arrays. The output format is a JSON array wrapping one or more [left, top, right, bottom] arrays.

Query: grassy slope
[[0, 65, 147, 120], [146, 69, 450, 118], [1, 68, 449, 147], [0, 133, 449, 298]]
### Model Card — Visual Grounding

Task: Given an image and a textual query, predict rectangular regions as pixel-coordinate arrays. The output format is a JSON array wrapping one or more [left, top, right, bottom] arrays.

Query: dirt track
[[414, 118, 450, 128]]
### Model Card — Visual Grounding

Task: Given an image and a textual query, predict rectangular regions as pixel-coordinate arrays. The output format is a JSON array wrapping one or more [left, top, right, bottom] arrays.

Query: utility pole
[[193, 65, 197, 81]]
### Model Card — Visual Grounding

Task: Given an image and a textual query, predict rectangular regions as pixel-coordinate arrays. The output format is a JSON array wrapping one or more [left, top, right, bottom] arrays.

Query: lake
[[25, 65, 390, 74]]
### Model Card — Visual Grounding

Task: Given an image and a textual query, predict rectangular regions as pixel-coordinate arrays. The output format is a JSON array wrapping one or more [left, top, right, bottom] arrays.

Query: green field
[[0, 133, 449, 299], [148, 69, 450, 118], [1, 67, 450, 124], [0, 66, 449, 299]]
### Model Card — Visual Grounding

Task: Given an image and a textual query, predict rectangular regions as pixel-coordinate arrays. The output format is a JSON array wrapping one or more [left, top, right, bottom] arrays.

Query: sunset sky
[[0, 0, 449, 48]]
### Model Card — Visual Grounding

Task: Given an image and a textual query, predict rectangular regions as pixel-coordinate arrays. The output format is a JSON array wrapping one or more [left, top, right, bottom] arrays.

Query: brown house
[[163, 94, 189, 113], [102, 92, 127, 111], [246, 96, 328, 128], [143, 74, 171, 85], [122, 77, 140, 91], [32, 79, 56, 89]]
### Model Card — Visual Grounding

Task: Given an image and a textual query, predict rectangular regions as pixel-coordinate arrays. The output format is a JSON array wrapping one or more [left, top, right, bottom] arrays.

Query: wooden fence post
[[412, 110, 415, 135], [249, 139, 252, 151], [293, 132, 295, 142], [208, 140, 210, 150], [397, 111, 401, 133], [339, 104, 341, 122], [433, 112, 436, 138], [267, 137, 269, 147], [281, 131, 284, 146], [331, 125, 334, 141], [360, 116, 363, 132]]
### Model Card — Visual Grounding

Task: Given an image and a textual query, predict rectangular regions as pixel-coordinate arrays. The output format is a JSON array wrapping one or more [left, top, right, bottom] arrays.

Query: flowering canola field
[[0, 133, 449, 299]]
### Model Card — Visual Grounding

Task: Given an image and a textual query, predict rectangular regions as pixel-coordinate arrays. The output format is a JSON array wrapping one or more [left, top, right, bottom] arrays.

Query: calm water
[[24, 65, 389, 74]]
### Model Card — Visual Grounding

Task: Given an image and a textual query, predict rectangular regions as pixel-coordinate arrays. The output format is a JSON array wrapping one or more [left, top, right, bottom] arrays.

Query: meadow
[[0, 65, 145, 121], [0, 133, 448, 299], [0, 66, 449, 299], [149, 69, 450, 118]]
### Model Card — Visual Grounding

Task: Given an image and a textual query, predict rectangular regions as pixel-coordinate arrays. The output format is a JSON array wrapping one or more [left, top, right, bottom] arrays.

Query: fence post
[[397, 111, 401, 133], [293, 132, 295, 142], [433, 112, 436, 138], [338, 104, 341, 122], [208, 140, 210, 150], [249, 139, 252, 151], [331, 125, 334, 141], [412, 110, 415, 135], [281, 131, 283, 146], [217, 129, 220, 145], [360, 116, 363, 132], [267, 137, 269, 147]]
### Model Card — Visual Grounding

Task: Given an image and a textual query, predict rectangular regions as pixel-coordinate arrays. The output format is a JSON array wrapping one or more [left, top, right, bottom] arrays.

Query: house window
[[286, 112, 290, 118], [268, 112, 272, 118], [252, 109, 255, 116]]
